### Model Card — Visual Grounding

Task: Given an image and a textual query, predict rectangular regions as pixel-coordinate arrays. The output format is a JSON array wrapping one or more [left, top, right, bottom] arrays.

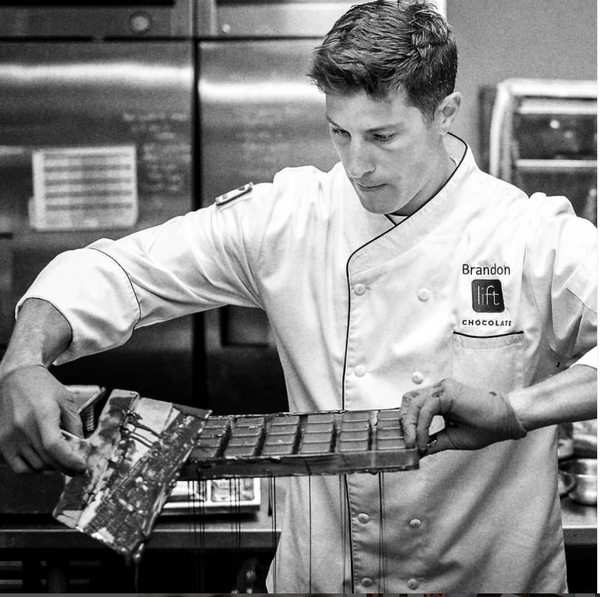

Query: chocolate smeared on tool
[[53, 390, 210, 561]]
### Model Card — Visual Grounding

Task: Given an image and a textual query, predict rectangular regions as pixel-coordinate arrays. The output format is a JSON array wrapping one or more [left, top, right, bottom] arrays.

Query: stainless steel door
[[0, 1, 194, 38], [0, 41, 196, 404], [199, 39, 339, 414]]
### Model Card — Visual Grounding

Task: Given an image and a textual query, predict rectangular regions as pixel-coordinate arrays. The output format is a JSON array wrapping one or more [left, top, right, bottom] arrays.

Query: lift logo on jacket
[[471, 279, 505, 312]]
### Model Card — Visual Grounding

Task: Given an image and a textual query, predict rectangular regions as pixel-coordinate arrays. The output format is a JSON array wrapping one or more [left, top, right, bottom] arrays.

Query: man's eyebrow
[[326, 115, 401, 133]]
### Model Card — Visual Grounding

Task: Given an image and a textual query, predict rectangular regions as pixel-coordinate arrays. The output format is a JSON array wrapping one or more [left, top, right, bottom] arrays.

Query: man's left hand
[[400, 379, 527, 456]]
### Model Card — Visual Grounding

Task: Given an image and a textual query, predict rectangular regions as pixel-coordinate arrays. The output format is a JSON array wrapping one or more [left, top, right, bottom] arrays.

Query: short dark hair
[[309, 0, 458, 121]]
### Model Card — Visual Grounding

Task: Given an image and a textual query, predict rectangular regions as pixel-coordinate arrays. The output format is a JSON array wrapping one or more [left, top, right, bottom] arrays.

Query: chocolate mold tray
[[181, 408, 419, 479]]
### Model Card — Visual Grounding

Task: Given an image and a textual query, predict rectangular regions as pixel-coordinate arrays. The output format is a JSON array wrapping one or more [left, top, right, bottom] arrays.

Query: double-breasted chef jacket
[[20, 134, 597, 592]]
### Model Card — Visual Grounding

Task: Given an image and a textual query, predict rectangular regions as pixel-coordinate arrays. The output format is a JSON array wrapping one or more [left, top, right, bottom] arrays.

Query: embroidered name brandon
[[462, 263, 511, 276]]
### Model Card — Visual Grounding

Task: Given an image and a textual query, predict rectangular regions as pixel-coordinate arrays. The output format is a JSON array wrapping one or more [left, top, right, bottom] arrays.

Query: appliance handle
[[196, 0, 218, 36], [0, 233, 13, 347]]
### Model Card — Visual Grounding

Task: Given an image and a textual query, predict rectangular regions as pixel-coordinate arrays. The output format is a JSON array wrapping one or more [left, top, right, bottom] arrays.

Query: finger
[[423, 422, 479, 456], [20, 443, 48, 472], [0, 422, 55, 471], [28, 393, 88, 475], [400, 391, 425, 448], [422, 430, 454, 457], [60, 430, 90, 464], [39, 420, 87, 476], [10, 454, 37, 475], [415, 397, 444, 453], [60, 397, 84, 439], [422, 433, 440, 457], [19, 400, 73, 471], [22, 433, 71, 472], [421, 430, 452, 458]]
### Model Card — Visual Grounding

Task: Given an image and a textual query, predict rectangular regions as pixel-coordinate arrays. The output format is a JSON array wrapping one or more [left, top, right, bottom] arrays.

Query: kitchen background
[[0, 0, 596, 413], [0, 0, 596, 593]]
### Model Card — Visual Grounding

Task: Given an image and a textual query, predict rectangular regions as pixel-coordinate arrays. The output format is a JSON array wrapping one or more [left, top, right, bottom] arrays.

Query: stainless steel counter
[[2, 499, 594, 551], [0, 482, 595, 591], [2, 479, 594, 550], [560, 495, 597, 546]]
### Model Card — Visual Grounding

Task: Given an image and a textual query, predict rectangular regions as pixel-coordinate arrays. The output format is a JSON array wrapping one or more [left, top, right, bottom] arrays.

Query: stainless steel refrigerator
[[0, 0, 355, 413]]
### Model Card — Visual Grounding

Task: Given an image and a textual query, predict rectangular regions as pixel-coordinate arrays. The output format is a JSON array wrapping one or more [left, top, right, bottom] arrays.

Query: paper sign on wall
[[30, 146, 138, 231]]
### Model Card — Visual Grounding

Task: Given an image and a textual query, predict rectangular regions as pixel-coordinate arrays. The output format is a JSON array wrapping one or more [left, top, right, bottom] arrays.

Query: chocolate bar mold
[[182, 407, 419, 479]]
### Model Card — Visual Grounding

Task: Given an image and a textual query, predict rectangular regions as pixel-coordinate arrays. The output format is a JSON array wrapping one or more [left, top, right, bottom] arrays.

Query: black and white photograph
[[0, 0, 596, 594]]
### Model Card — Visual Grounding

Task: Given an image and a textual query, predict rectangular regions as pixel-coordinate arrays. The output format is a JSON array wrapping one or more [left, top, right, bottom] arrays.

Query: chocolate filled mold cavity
[[185, 407, 418, 479]]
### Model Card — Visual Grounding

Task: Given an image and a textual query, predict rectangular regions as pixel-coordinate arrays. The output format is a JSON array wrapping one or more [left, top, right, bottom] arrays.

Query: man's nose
[[344, 140, 375, 179]]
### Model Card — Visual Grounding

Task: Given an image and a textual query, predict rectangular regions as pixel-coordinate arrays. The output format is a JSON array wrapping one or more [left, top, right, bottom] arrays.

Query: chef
[[0, 0, 595, 593]]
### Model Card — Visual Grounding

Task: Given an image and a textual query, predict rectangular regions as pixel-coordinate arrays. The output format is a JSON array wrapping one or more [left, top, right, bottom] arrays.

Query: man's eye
[[373, 133, 396, 142], [330, 127, 349, 137]]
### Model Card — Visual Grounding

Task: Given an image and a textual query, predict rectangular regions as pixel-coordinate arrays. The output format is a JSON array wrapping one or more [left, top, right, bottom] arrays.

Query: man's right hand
[[0, 365, 87, 475], [0, 298, 86, 476]]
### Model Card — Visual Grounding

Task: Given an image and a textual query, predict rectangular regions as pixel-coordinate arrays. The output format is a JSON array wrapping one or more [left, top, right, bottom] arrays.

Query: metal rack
[[486, 78, 597, 224]]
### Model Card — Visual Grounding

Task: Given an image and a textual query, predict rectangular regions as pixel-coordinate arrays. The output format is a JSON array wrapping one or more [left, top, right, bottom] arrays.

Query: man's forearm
[[0, 298, 72, 376], [507, 364, 597, 432]]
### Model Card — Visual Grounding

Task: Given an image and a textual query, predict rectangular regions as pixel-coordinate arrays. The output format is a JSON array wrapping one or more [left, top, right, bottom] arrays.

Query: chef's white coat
[[20, 134, 597, 592]]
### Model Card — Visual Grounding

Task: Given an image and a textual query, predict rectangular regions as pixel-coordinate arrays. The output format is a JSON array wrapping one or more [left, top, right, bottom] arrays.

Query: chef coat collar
[[346, 133, 472, 275]]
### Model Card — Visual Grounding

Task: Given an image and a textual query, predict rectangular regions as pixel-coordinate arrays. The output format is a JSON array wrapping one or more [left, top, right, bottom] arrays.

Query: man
[[0, 0, 596, 592]]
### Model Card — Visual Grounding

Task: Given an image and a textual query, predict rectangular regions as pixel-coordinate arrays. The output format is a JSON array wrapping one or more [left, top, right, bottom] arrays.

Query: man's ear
[[436, 91, 462, 131]]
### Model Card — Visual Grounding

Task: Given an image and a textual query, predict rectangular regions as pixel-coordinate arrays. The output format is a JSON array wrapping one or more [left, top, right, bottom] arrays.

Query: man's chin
[[356, 192, 398, 216], [360, 202, 389, 215]]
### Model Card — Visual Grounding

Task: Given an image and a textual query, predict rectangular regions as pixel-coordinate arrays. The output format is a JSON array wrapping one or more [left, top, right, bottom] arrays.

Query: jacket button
[[354, 365, 366, 377], [411, 371, 424, 384], [361, 577, 373, 587], [354, 283, 367, 296], [417, 288, 430, 301], [409, 518, 422, 528], [407, 578, 419, 590], [357, 513, 370, 523]]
